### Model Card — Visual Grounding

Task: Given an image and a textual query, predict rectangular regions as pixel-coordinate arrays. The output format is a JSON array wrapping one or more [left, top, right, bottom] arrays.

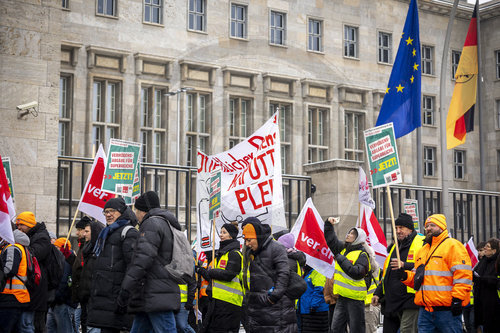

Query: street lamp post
[[165, 87, 193, 165]]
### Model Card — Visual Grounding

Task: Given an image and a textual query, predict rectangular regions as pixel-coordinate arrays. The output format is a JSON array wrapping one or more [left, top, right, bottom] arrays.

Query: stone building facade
[[0, 0, 499, 233]]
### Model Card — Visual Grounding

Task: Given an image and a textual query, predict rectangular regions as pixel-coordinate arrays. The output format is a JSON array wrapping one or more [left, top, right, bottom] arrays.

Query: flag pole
[[476, 1, 484, 190], [63, 208, 79, 248], [439, 0, 460, 219], [386, 185, 401, 265]]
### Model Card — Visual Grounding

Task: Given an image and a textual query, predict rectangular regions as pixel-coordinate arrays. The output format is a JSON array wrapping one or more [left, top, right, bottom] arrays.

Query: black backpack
[[46, 245, 65, 290], [0, 254, 6, 292]]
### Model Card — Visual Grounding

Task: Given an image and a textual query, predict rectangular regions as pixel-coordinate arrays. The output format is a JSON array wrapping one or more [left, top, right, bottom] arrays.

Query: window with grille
[[188, 0, 206, 32], [308, 107, 328, 163], [59, 75, 72, 156], [422, 95, 435, 126], [453, 150, 465, 180], [270, 11, 286, 46], [451, 50, 461, 79], [230, 3, 247, 39], [229, 97, 252, 148], [344, 112, 364, 161], [144, 0, 162, 24], [496, 50, 500, 79], [378, 32, 392, 64], [97, 0, 116, 16], [308, 19, 323, 52], [62, 0, 69, 9], [186, 92, 210, 166], [344, 26, 358, 58], [140, 86, 166, 164], [92, 79, 120, 151], [269, 102, 291, 173], [424, 146, 436, 177], [421, 45, 434, 75]]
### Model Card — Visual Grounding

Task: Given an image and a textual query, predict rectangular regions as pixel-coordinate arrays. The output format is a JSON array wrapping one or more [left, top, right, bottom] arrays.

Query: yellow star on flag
[[385, 87, 390, 93], [413, 63, 419, 71], [412, 48, 416, 57], [410, 75, 414, 83], [396, 84, 404, 92], [405, 37, 413, 45]]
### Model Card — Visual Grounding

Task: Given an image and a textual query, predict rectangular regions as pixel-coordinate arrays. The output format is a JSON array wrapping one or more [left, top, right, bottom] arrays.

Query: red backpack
[[21, 246, 41, 292]]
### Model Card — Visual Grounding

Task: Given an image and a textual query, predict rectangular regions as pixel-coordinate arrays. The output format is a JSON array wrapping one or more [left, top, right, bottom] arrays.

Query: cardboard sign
[[403, 198, 420, 232]]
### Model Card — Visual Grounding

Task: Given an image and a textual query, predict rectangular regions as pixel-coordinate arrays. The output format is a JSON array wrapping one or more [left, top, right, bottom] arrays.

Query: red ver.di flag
[[0, 154, 15, 244], [196, 113, 285, 252], [77, 145, 113, 225], [290, 198, 335, 278]]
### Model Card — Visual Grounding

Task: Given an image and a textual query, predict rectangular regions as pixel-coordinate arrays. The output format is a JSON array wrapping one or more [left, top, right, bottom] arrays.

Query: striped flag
[[446, 2, 478, 149], [464, 237, 479, 268], [0, 155, 15, 244]]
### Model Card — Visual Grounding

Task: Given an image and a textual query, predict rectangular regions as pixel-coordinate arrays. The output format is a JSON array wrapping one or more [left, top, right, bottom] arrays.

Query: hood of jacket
[[27, 221, 47, 237], [144, 207, 182, 231], [13, 229, 30, 246], [217, 238, 240, 256]]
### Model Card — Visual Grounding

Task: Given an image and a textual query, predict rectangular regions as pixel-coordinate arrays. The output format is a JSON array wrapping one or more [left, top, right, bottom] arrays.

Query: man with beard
[[372, 213, 424, 333], [399, 214, 472, 333]]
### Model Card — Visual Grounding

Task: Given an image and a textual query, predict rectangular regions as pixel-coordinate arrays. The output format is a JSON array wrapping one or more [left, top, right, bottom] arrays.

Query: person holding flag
[[372, 213, 424, 333]]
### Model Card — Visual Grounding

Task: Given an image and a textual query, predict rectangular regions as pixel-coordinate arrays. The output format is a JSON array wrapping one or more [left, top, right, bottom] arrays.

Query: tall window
[[308, 19, 323, 52], [140, 86, 166, 164], [497, 150, 500, 177], [496, 50, 500, 80], [186, 93, 210, 166], [308, 107, 328, 163], [92, 79, 120, 150], [269, 102, 291, 173], [188, 0, 206, 32], [421, 45, 434, 75], [344, 26, 358, 58], [422, 95, 435, 126], [59, 76, 72, 156], [378, 32, 392, 64], [97, 0, 116, 16], [144, 0, 162, 24], [344, 112, 363, 161], [270, 11, 286, 46], [230, 3, 247, 39], [454, 150, 465, 180], [451, 50, 461, 79], [497, 100, 500, 129], [424, 146, 436, 177], [62, 0, 69, 9], [229, 97, 251, 148]]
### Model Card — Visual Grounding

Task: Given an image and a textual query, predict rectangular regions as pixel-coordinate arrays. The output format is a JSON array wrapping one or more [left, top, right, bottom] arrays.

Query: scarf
[[93, 219, 129, 257]]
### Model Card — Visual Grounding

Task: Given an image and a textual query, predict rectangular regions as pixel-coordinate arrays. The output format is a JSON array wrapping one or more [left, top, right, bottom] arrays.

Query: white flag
[[0, 155, 15, 244], [359, 167, 375, 209]]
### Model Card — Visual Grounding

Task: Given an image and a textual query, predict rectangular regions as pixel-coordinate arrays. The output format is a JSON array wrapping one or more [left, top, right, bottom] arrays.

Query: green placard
[[124, 163, 141, 205], [102, 139, 142, 197], [2, 157, 14, 200], [364, 123, 402, 188], [209, 169, 221, 221], [403, 198, 420, 232]]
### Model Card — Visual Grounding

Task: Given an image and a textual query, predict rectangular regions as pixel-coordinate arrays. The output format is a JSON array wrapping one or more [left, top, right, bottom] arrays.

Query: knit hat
[[76, 216, 92, 229], [349, 227, 367, 246], [54, 237, 71, 250], [16, 211, 36, 228], [103, 197, 127, 214], [222, 223, 239, 239], [243, 223, 257, 239], [395, 213, 415, 231], [277, 233, 295, 250], [425, 214, 447, 231], [134, 191, 161, 212]]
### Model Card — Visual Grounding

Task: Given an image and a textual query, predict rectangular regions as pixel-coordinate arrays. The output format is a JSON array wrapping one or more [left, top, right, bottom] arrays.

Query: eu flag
[[376, 0, 421, 138]]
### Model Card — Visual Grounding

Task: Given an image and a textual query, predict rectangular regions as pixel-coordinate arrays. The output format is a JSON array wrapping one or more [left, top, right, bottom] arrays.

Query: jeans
[[0, 308, 22, 332], [330, 296, 365, 333], [46, 304, 77, 333], [382, 308, 419, 333], [131, 311, 177, 333], [417, 308, 462, 333], [18, 311, 35, 333], [74, 305, 81, 333], [174, 304, 196, 333]]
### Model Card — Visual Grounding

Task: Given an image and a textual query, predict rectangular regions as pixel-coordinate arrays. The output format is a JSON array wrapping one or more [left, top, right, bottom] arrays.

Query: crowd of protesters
[[1, 195, 499, 333]]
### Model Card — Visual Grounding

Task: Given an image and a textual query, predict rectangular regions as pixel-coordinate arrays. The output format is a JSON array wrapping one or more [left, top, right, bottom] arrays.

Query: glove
[[394, 267, 407, 281], [115, 290, 130, 315], [60, 244, 72, 259], [451, 297, 463, 316], [196, 265, 210, 281]]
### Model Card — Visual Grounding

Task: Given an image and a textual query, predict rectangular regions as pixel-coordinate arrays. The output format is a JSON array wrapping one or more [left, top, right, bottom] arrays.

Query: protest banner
[[124, 165, 141, 205], [102, 139, 142, 197], [0, 154, 15, 244], [2, 157, 14, 201], [465, 237, 478, 268], [290, 198, 335, 278], [196, 113, 285, 252], [364, 123, 402, 188], [403, 198, 420, 232]]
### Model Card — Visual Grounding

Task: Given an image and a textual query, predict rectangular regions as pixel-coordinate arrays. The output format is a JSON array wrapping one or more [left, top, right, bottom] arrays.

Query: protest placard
[[2, 157, 14, 200], [403, 198, 420, 232]]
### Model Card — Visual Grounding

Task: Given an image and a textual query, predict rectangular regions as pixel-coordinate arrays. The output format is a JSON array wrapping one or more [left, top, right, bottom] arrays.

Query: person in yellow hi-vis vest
[[196, 223, 242, 333], [324, 217, 371, 333], [372, 213, 424, 333], [0, 230, 32, 332]]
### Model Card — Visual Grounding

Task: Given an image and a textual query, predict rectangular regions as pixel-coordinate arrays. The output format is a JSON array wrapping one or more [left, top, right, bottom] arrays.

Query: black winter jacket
[[473, 252, 500, 331], [121, 208, 182, 313], [77, 222, 103, 304], [374, 230, 421, 314], [87, 218, 138, 330], [244, 236, 297, 333], [26, 222, 52, 311], [71, 239, 85, 303]]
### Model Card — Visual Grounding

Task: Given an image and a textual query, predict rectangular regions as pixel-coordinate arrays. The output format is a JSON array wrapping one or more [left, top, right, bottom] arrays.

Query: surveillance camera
[[16, 101, 38, 111]]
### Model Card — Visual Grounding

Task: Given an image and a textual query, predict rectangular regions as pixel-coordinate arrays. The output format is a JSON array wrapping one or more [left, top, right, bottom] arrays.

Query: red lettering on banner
[[234, 179, 274, 215], [235, 189, 248, 214], [81, 157, 112, 208], [295, 208, 334, 264]]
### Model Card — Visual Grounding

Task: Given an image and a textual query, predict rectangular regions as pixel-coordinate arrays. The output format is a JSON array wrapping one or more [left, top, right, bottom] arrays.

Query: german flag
[[446, 2, 478, 149]]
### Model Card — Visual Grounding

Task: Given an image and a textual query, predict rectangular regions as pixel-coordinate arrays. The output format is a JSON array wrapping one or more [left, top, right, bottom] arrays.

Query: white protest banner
[[0, 154, 15, 244], [358, 167, 375, 209], [77, 145, 113, 225], [290, 198, 335, 278], [196, 113, 285, 251], [403, 198, 420, 232]]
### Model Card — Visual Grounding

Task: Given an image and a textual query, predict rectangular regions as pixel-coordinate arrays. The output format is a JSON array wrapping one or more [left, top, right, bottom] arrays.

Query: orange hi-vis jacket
[[402, 230, 472, 312], [1, 244, 30, 303]]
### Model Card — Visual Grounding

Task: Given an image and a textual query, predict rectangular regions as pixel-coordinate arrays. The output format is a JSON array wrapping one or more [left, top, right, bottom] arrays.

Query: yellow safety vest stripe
[[212, 250, 243, 307], [333, 249, 370, 301], [1, 244, 30, 303], [178, 283, 188, 303]]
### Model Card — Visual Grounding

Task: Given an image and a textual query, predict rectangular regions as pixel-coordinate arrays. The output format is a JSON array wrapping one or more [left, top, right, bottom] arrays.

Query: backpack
[[163, 226, 195, 284], [46, 245, 65, 290], [23, 246, 42, 293], [0, 253, 6, 292]]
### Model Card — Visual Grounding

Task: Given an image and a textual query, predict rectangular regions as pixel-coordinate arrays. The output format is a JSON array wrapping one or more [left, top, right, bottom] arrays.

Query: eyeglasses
[[102, 209, 118, 216]]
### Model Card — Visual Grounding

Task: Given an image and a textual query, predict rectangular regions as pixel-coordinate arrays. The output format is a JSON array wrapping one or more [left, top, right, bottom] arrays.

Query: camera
[[16, 101, 38, 111]]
